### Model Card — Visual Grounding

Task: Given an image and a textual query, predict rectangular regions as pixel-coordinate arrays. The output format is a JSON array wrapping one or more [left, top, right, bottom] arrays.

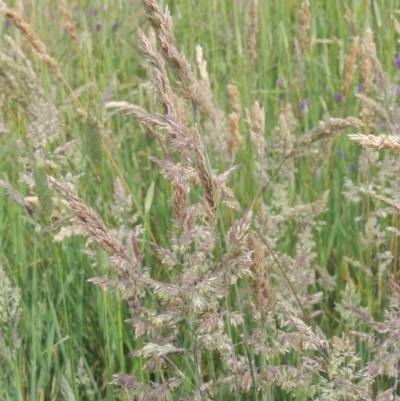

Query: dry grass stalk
[[367, 50, 389, 101], [245, 100, 265, 162], [106, 99, 216, 219], [138, 29, 182, 125], [275, 106, 296, 175], [58, 0, 77, 41], [106, 101, 171, 158], [355, 93, 391, 127], [344, 5, 357, 36], [141, 0, 217, 124], [171, 182, 189, 231], [49, 177, 143, 306], [0, 179, 35, 215], [348, 133, 400, 151], [294, 37, 305, 83], [60, 82, 95, 112], [191, 127, 217, 220], [227, 85, 242, 159], [147, 26, 157, 50], [4, 35, 38, 84], [299, 1, 311, 52], [48, 177, 126, 258], [293, 117, 363, 153], [249, 232, 270, 317], [227, 112, 242, 158], [342, 36, 359, 97], [86, 113, 103, 180], [113, 3, 221, 236], [0, 1, 59, 72], [394, 18, 400, 35], [374, 194, 400, 212], [247, 0, 259, 64], [0, 36, 45, 118], [227, 84, 241, 115], [360, 29, 376, 94], [277, 107, 295, 156], [196, 45, 210, 89]]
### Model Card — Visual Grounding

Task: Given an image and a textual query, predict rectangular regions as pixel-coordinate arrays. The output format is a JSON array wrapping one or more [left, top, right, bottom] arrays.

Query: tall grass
[[1, 0, 400, 400]]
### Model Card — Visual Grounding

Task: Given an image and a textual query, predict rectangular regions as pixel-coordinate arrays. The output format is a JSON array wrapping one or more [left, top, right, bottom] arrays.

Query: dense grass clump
[[1, 0, 400, 400]]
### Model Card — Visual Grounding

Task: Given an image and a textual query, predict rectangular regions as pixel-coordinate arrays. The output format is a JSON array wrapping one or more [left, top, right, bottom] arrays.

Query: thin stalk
[[29, 239, 37, 401], [193, 104, 257, 401], [58, 254, 79, 399], [252, 154, 310, 325]]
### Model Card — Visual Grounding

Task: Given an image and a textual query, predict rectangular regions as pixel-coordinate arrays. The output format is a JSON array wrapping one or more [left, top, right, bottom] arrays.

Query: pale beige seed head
[[247, 0, 259, 63], [299, 1, 311, 52], [58, 0, 77, 41], [394, 18, 400, 35], [0, 1, 59, 71], [196, 45, 210, 89], [348, 133, 400, 151], [245, 100, 265, 162], [344, 5, 357, 36], [360, 29, 376, 93], [227, 112, 242, 158], [227, 84, 241, 115], [342, 36, 359, 96]]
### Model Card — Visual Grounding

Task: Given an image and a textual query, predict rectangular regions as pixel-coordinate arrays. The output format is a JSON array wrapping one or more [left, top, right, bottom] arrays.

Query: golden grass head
[[0, 1, 59, 71]]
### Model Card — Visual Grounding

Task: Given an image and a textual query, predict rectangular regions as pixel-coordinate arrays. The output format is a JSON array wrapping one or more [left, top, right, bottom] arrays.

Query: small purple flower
[[96, 23, 102, 31], [4, 19, 10, 29], [299, 102, 306, 116], [395, 56, 400, 67], [350, 164, 356, 173], [112, 22, 120, 31], [357, 83, 364, 93], [130, 1, 136, 6], [277, 78, 284, 87], [279, 93, 285, 101], [335, 93, 343, 102], [397, 87, 400, 96], [102, 94, 111, 104], [89, 26, 94, 33], [88, 8, 97, 16], [299, 99, 311, 116], [337, 150, 345, 158]]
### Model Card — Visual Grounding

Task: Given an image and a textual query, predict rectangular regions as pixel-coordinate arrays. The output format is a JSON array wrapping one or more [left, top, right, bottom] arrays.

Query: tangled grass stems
[[0, 1, 157, 245], [3, 0, 400, 399]]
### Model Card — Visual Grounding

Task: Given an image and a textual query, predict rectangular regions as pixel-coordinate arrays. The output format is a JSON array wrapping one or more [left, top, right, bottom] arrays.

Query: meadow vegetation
[[1, 0, 400, 400]]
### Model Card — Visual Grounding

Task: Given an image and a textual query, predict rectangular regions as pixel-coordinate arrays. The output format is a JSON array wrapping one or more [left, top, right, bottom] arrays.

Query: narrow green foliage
[[86, 113, 103, 178], [144, 181, 155, 215], [0, 265, 22, 398], [96, 246, 108, 273]]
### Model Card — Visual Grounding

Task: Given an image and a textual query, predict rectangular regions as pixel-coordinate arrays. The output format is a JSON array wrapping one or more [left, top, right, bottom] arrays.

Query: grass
[[1, 0, 400, 400]]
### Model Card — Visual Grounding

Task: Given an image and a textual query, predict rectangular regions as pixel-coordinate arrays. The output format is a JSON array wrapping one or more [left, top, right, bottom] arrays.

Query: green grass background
[[1, 0, 399, 399]]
